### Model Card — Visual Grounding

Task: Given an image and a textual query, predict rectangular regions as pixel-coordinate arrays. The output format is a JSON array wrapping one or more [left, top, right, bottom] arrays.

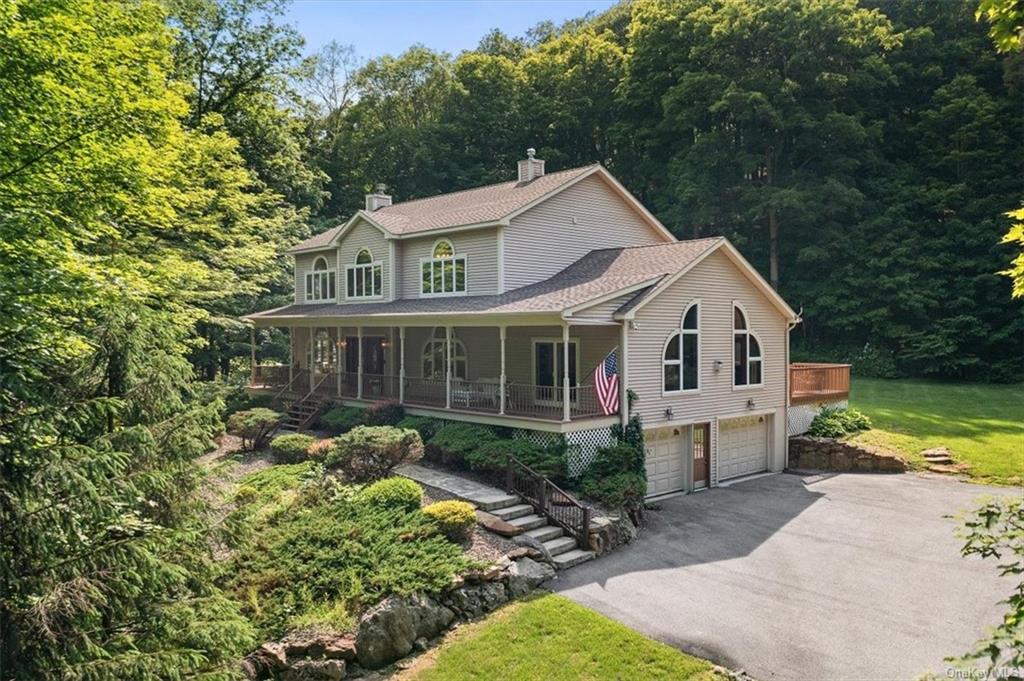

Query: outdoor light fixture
[[336, 338, 347, 350], [747, 398, 756, 409], [381, 339, 390, 349], [664, 406, 674, 420], [714, 360, 723, 372]]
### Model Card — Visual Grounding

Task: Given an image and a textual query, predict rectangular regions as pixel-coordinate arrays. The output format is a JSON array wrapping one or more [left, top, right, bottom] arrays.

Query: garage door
[[718, 416, 768, 481], [644, 427, 686, 496]]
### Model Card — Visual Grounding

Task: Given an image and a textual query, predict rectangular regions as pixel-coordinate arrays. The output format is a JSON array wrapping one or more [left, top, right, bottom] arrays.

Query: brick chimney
[[517, 148, 545, 183], [365, 183, 392, 211]]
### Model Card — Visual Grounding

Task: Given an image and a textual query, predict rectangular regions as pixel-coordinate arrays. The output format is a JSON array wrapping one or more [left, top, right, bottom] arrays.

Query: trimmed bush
[[466, 439, 567, 483], [580, 472, 647, 510], [226, 408, 283, 450], [269, 433, 316, 463], [363, 400, 405, 426], [307, 438, 334, 461], [360, 477, 423, 512], [423, 500, 477, 541], [396, 415, 443, 441], [807, 407, 872, 438], [427, 423, 499, 466], [324, 425, 424, 482], [321, 405, 365, 434], [585, 443, 645, 480]]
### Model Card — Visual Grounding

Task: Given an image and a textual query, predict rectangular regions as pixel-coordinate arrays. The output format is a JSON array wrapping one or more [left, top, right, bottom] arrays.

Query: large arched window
[[422, 327, 467, 379], [421, 239, 467, 296], [733, 305, 762, 386], [305, 256, 336, 302], [663, 302, 700, 392], [346, 248, 383, 299]]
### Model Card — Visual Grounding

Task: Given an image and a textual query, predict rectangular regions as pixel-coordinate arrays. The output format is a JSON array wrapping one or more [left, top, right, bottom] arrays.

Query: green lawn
[[402, 594, 723, 681], [848, 378, 1024, 486]]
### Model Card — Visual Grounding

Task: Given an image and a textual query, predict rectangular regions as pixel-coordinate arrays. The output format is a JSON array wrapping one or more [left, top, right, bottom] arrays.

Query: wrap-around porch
[[249, 322, 625, 425]]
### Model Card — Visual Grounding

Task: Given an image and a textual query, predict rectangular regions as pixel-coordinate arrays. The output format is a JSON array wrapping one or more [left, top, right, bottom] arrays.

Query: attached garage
[[717, 415, 769, 481], [644, 426, 688, 497]]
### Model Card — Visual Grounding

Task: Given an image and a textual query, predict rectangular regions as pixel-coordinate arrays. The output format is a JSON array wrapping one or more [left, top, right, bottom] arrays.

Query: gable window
[[422, 327, 467, 379], [421, 240, 466, 296], [663, 302, 700, 392], [346, 248, 383, 299], [733, 306, 763, 387], [305, 256, 336, 302]]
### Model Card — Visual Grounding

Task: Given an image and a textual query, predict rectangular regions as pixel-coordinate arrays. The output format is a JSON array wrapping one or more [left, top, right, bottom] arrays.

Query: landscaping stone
[[512, 532, 554, 563], [507, 557, 556, 598], [282, 659, 345, 681], [256, 642, 287, 671], [355, 594, 454, 669], [476, 509, 523, 536], [789, 436, 907, 473], [588, 514, 638, 555], [442, 581, 508, 619], [324, 635, 357, 661], [921, 447, 954, 464]]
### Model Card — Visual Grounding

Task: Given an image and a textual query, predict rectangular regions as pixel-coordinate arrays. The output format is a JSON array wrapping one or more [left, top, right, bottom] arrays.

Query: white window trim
[[662, 300, 701, 396], [732, 301, 764, 390], [420, 239, 468, 298], [530, 337, 581, 405], [345, 248, 384, 301], [305, 256, 336, 303], [420, 329, 468, 379]]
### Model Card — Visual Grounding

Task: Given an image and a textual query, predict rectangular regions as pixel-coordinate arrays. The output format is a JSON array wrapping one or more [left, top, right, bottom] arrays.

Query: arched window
[[310, 328, 337, 372], [733, 306, 762, 386], [305, 256, 336, 302], [421, 239, 467, 296], [422, 327, 467, 380], [346, 248, 382, 299], [663, 302, 700, 392]]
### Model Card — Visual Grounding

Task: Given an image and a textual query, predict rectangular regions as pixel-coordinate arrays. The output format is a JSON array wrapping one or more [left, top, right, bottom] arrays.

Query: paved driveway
[[554, 472, 1015, 681]]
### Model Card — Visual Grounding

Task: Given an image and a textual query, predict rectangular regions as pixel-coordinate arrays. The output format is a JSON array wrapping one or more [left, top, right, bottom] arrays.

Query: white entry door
[[718, 416, 769, 481], [644, 426, 687, 497]]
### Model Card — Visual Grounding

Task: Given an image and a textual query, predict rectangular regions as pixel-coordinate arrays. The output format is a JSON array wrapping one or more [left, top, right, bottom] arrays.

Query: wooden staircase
[[277, 393, 329, 433]]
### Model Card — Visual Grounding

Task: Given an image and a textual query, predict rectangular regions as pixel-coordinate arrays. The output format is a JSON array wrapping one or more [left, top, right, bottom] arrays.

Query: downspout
[[784, 308, 803, 470]]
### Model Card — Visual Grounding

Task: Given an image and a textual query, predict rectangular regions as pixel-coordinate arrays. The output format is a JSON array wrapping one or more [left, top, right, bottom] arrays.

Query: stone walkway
[[396, 464, 518, 511]]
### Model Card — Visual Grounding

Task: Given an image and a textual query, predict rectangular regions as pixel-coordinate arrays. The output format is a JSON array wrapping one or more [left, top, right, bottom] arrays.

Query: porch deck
[[789, 362, 851, 405]]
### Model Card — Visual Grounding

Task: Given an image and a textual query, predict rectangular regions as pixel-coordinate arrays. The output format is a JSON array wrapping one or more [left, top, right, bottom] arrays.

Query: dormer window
[[346, 248, 383, 299], [305, 256, 336, 302], [421, 240, 466, 296]]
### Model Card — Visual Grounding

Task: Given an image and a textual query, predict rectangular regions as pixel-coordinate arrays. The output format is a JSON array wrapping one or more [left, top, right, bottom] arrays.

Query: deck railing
[[789, 363, 851, 405], [403, 376, 447, 408], [506, 456, 591, 549], [361, 373, 397, 401]]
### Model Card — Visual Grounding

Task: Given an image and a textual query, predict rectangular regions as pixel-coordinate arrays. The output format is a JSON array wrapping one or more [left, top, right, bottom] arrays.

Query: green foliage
[[396, 415, 444, 441], [579, 437, 647, 512], [610, 415, 644, 452], [807, 407, 872, 438], [228, 495, 475, 638], [235, 462, 314, 509], [949, 497, 1023, 671], [466, 439, 568, 483], [976, 0, 1024, 53], [423, 500, 478, 542], [324, 426, 424, 482], [580, 473, 648, 511], [227, 407, 283, 450], [321, 405, 366, 434], [586, 444, 646, 480], [428, 423, 500, 466], [269, 433, 317, 463], [999, 206, 1024, 299], [363, 400, 405, 426], [360, 477, 424, 512]]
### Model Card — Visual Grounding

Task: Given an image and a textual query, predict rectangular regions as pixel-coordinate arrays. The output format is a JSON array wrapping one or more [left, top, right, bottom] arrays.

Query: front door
[[345, 336, 385, 375], [692, 423, 711, 490]]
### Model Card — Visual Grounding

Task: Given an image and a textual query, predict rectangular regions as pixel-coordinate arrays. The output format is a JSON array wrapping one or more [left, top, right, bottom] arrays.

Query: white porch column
[[399, 326, 406, 404], [562, 322, 571, 422], [619, 321, 629, 427], [445, 326, 453, 409], [249, 326, 256, 384], [499, 325, 507, 415], [288, 327, 293, 384], [356, 326, 363, 399], [336, 326, 342, 396]]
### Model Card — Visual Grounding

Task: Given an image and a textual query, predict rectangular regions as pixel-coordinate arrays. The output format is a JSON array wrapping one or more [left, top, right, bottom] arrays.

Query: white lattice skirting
[[512, 426, 614, 477], [787, 400, 848, 436]]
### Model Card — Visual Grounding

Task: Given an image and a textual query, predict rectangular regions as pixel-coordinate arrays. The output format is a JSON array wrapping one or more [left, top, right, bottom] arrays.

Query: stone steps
[[492, 503, 534, 521], [508, 514, 548, 531], [542, 535, 577, 556], [553, 549, 596, 570], [489, 500, 595, 571], [525, 525, 564, 542]]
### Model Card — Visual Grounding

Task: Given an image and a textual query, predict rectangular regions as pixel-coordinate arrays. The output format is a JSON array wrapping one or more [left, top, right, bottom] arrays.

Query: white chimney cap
[[527, 148, 536, 159]]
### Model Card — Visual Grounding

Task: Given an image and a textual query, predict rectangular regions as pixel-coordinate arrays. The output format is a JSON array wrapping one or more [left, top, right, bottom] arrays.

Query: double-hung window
[[664, 302, 700, 392], [305, 256, 336, 302], [421, 240, 466, 296], [346, 248, 383, 299], [733, 306, 763, 387]]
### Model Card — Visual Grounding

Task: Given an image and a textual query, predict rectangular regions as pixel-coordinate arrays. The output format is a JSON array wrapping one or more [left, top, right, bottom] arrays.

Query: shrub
[[585, 443, 645, 480], [321, 406, 365, 434], [466, 439, 567, 483], [807, 407, 872, 438], [269, 433, 316, 463], [227, 408, 283, 450], [360, 477, 423, 512], [427, 423, 499, 466], [580, 472, 647, 510], [363, 400, 405, 426], [396, 415, 443, 441], [324, 426, 424, 482], [234, 485, 259, 506], [423, 500, 477, 542], [307, 438, 334, 461]]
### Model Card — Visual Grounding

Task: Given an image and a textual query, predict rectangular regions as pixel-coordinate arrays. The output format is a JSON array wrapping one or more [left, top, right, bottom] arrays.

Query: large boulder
[[506, 557, 556, 598], [355, 594, 454, 669], [282, 659, 345, 681], [281, 632, 356, 662], [442, 581, 508, 619], [476, 510, 523, 537], [511, 533, 553, 563]]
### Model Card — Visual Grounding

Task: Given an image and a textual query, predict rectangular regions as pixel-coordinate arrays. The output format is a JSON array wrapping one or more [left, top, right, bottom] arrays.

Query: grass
[[401, 594, 723, 681], [848, 378, 1024, 486]]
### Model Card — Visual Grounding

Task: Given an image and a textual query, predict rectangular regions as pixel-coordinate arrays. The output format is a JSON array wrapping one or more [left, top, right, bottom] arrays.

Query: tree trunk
[[768, 205, 780, 291]]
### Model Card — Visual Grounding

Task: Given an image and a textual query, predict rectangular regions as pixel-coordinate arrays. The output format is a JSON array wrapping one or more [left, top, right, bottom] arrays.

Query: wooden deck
[[789, 363, 851, 405]]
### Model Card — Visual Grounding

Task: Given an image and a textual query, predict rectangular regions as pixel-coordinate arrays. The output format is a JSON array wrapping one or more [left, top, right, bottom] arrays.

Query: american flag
[[592, 347, 620, 416]]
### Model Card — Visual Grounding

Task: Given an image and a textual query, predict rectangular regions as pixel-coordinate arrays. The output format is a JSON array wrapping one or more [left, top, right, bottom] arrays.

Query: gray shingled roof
[[288, 165, 597, 252], [251, 238, 723, 321]]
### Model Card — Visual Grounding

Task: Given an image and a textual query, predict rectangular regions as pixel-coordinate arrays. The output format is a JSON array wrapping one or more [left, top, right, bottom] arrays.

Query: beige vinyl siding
[[570, 293, 640, 324], [627, 247, 787, 429], [503, 174, 672, 291], [399, 228, 499, 298], [338, 219, 391, 302], [294, 251, 337, 303], [505, 326, 617, 385]]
